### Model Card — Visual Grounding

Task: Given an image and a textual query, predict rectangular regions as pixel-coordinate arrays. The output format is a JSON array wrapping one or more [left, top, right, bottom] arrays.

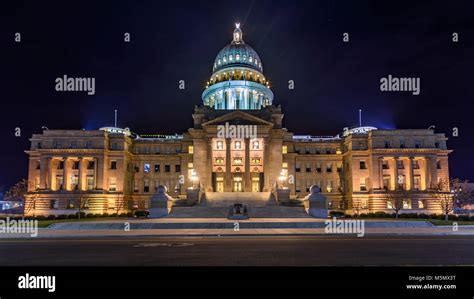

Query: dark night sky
[[1, 0, 473, 190]]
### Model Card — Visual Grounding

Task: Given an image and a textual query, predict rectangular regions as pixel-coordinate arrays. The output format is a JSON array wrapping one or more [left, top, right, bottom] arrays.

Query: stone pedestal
[[275, 188, 291, 204], [149, 185, 173, 218], [303, 185, 328, 218], [186, 188, 201, 206]]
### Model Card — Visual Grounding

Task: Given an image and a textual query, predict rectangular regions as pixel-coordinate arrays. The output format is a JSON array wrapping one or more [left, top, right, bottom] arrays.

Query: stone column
[[423, 157, 430, 190], [39, 156, 49, 189], [93, 157, 98, 189], [429, 156, 438, 189], [407, 157, 415, 190], [225, 138, 232, 192], [78, 158, 85, 191], [205, 139, 213, 191], [47, 157, 54, 190], [391, 157, 398, 190], [378, 157, 384, 189], [244, 138, 251, 191], [62, 157, 69, 190]]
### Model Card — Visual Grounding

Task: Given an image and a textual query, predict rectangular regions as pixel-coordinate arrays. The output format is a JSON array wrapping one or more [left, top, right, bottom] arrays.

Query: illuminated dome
[[202, 23, 273, 110]]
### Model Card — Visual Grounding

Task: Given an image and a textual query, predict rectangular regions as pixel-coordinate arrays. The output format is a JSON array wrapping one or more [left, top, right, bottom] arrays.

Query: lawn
[[38, 217, 130, 228]]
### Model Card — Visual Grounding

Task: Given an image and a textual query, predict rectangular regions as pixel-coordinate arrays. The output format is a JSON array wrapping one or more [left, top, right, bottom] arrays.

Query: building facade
[[24, 24, 451, 216]]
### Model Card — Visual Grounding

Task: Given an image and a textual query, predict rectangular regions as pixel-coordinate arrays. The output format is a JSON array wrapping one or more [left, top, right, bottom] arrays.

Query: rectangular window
[[397, 160, 404, 169], [295, 181, 301, 193], [144, 179, 149, 192], [50, 200, 59, 209], [337, 163, 342, 173], [134, 179, 139, 192], [418, 200, 425, 209], [403, 200, 411, 209], [58, 161, 64, 170], [359, 161, 367, 169], [165, 165, 171, 172], [144, 163, 151, 173], [360, 178, 367, 191], [415, 140, 422, 148], [72, 175, 79, 190], [326, 164, 332, 173], [384, 141, 390, 148], [282, 145, 288, 154], [233, 158, 243, 165], [87, 161, 95, 170], [414, 176, 421, 190], [316, 163, 322, 173], [413, 160, 420, 169], [383, 176, 390, 190], [175, 165, 181, 172], [72, 161, 79, 170], [215, 158, 224, 164], [87, 176, 94, 190], [188, 145, 193, 154], [295, 163, 301, 172], [109, 177, 117, 191], [108, 198, 116, 209], [398, 175, 405, 189], [437, 160, 442, 169], [154, 164, 160, 172], [399, 140, 405, 148], [326, 179, 333, 192], [110, 161, 117, 170], [387, 201, 393, 209], [382, 160, 389, 169], [35, 161, 41, 170], [305, 163, 311, 172]]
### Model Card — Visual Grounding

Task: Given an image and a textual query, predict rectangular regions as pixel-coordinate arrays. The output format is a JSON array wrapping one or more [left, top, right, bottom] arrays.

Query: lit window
[[229, 54, 233, 61], [144, 163, 150, 173], [418, 200, 425, 209], [255, 59, 258, 65], [109, 177, 117, 191], [387, 201, 393, 209], [233, 158, 243, 165], [188, 145, 193, 154], [236, 54, 240, 61], [282, 145, 288, 154], [252, 141, 259, 149], [403, 200, 411, 209], [234, 141, 242, 150], [223, 56, 227, 63], [282, 162, 288, 169], [249, 57, 253, 63], [218, 59, 221, 65], [360, 178, 367, 191], [216, 141, 224, 150]]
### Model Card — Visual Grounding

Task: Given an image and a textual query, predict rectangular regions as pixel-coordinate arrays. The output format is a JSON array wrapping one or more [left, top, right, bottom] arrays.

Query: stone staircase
[[169, 192, 309, 218]]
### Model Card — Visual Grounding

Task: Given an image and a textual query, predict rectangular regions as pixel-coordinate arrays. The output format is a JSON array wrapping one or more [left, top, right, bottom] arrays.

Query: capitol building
[[24, 24, 451, 216]]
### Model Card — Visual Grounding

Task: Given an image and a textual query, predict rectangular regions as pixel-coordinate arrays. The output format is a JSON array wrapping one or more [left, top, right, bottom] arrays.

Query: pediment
[[202, 110, 274, 127]]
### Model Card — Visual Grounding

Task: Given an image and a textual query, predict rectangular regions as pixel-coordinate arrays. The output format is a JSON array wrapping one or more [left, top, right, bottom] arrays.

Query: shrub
[[126, 212, 134, 217], [374, 211, 388, 218], [67, 214, 77, 219], [428, 214, 438, 219], [46, 215, 56, 220], [417, 213, 429, 219], [56, 214, 68, 220], [102, 213, 109, 218], [93, 213, 102, 218], [448, 215, 458, 221], [110, 213, 118, 217], [359, 213, 368, 218], [75, 212, 86, 219], [367, 213, 376, 218], [118, 213, 127, 217], [329, 211, 345, 218], [436, 214, 445, 220], [458, 215, 471, 221], [35, 215, 46, 221], [86, 213, 95, 218]]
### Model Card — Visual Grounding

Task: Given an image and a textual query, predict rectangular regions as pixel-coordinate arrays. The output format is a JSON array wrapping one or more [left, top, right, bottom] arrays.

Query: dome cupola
[[202, 23, 273, 110]]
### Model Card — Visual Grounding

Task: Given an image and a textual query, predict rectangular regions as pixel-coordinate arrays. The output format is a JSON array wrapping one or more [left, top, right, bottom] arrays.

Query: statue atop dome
[[232, 23, 243, 44]]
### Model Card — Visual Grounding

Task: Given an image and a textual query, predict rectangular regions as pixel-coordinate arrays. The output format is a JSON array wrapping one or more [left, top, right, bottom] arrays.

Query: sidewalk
[[2, 226, 474, 238]]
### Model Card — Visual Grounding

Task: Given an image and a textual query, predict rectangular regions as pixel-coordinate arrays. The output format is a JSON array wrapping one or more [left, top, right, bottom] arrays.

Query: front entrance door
[[233, 177, 242, 192], [251, 176, 260, 192], [216, 177, 224, 192]]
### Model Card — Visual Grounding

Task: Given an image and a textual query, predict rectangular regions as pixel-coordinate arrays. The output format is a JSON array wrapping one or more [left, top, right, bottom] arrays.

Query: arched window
[[236, 54, 240, 61], [229, 54, 233, 61]]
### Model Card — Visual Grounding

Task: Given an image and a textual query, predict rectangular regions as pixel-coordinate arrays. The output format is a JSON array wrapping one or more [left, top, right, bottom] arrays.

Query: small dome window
[[218, 59, 221, 65], [243, 55, 247, 61], [236, 54, 240, 61], [223, 56, 227, 63], [249, 56, 253, 63], [229, 54, 233, 61], [255, 59, 258, 65]]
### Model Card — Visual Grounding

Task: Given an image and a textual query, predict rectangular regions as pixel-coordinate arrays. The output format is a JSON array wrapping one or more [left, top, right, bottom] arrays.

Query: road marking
[[133, 242, 195, 248]]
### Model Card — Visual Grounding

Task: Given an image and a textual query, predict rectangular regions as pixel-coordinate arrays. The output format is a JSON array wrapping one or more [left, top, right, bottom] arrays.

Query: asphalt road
[[1, 235, 474, 266]]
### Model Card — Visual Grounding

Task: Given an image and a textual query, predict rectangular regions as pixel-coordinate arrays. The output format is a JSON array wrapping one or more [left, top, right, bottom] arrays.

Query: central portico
[[190, 108, 285, 193]]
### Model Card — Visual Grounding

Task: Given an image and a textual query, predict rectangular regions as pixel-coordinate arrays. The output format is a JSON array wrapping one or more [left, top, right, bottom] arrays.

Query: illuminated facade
[[24, 24, 451, 216]]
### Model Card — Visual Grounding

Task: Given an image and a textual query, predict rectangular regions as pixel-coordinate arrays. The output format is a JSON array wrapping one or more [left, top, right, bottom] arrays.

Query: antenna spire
[[114, 110, 118, 127], [359, 109, 362, 127]]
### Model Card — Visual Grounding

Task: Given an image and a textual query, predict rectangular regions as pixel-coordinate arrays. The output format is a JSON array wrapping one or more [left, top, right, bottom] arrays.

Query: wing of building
[[24, 24, 452, 216]]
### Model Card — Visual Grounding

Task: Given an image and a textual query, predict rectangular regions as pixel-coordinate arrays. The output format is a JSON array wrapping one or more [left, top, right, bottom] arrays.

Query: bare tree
[[74, 191, 91, 220], [431, 178, 471, 221], [5, 179, 29, 217], [383, 188, 411, 219], [114, 194, 128, 216]]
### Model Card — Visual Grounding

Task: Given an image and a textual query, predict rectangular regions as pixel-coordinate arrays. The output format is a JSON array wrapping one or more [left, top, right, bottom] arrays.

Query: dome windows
[[229, 54, 233, 61], [249, 56, 253, 63], [218, 59, 221, 65], [236, 54, 240, 61], [223, 56, 227, 63]]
